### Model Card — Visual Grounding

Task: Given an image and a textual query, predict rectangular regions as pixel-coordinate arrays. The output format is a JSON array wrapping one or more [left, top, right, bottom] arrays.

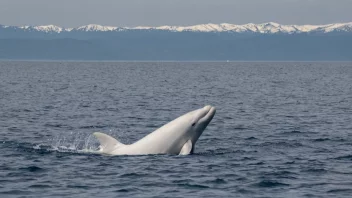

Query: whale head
[[164, 105, 216, 154], [187, 105, 216, 144]]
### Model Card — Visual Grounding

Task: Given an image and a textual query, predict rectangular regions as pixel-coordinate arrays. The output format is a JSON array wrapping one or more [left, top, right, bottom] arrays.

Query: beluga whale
[[93, 105, 216, 155]]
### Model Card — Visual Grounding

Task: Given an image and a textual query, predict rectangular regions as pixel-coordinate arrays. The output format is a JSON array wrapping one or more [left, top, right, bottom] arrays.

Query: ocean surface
[[1, 61, 352, 198]]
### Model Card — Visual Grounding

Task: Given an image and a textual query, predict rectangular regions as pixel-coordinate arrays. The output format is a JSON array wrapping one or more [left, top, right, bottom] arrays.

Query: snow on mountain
[[1, 22, 352, 34], [129, 22, 352, 34], [32, 25, 63, 33], [315, 22, 352, 33], [74, 24, 119, 32], [16, 25, 62, 33]]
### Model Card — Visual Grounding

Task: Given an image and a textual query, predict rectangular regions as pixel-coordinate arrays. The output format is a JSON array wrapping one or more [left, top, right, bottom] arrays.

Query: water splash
[[33, 132, 101, 154]]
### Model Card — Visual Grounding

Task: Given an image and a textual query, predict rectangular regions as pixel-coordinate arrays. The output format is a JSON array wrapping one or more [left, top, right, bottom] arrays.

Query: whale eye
[[192, 123, 196, 127]]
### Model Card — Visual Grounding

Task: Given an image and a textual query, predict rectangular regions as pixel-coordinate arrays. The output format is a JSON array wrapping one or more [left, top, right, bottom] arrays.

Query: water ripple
[[1, 61, 352, 197]]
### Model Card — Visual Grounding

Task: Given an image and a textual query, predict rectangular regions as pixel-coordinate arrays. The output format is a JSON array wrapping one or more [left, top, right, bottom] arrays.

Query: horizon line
[[1, 21, 352, 29]]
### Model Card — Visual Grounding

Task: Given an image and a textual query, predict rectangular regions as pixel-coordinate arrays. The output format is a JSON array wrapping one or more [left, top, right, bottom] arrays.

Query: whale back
[[127, 116, 194, 154], [93, 132, 125, 153]]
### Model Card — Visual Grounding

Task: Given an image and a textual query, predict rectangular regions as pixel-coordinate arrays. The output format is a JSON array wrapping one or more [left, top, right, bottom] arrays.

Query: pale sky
[[0, 0, 351, 27]]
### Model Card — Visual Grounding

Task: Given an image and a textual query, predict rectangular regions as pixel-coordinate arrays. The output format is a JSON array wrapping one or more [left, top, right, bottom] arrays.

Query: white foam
[[33, 132, 100, 153]]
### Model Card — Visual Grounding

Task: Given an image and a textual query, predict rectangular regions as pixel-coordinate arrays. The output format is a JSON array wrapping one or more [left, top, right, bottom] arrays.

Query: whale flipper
[[93, 132, 125, 153], [179, 140, 193, 155]]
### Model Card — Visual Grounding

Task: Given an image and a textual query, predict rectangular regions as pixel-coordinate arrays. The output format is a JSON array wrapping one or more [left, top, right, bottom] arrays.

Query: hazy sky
[[0, 0, 351, 27]]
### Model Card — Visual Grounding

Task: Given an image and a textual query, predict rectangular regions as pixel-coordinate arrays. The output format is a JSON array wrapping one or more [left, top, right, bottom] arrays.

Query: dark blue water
[[1, 61, 352, 197]]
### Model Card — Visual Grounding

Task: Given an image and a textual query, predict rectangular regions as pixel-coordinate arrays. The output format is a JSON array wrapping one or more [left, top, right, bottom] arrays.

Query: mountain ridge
[[1, 22, 351, 61], [1, 22, 352, 34]]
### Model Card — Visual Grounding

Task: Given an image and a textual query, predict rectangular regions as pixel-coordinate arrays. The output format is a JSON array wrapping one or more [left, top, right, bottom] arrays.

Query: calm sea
[[1, 61, 352, 197]]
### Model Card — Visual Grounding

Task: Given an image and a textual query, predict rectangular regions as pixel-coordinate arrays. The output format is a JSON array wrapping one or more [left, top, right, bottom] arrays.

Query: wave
[[252, 180, 290, 188]]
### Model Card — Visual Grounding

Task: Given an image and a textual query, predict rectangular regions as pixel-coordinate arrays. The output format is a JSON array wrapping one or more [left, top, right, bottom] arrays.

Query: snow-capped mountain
[[1, 22, 351, 61], [128, 22, 352, 33], [1, 22, 352, 34], [74, 24, 120, 32]]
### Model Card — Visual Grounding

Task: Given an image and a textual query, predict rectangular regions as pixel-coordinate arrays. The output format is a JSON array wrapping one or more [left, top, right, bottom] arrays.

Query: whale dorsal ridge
[[93, 132, 125, 152]]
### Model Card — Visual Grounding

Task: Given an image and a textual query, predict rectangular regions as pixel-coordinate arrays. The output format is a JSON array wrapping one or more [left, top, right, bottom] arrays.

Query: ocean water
[[1, 61, 352, 198]]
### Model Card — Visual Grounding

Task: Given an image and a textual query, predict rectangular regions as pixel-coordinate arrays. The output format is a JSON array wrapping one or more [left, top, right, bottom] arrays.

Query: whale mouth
[[199, 105, 216, 123]]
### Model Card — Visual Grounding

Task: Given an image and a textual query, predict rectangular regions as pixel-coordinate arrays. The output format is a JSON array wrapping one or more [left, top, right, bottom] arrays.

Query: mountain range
[[1, 22, 352, 34], [0, 22, 351, 60]]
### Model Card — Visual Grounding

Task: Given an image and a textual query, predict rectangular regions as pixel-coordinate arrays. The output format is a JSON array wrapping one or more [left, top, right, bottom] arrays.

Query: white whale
[[93, 105, 216, 155]]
